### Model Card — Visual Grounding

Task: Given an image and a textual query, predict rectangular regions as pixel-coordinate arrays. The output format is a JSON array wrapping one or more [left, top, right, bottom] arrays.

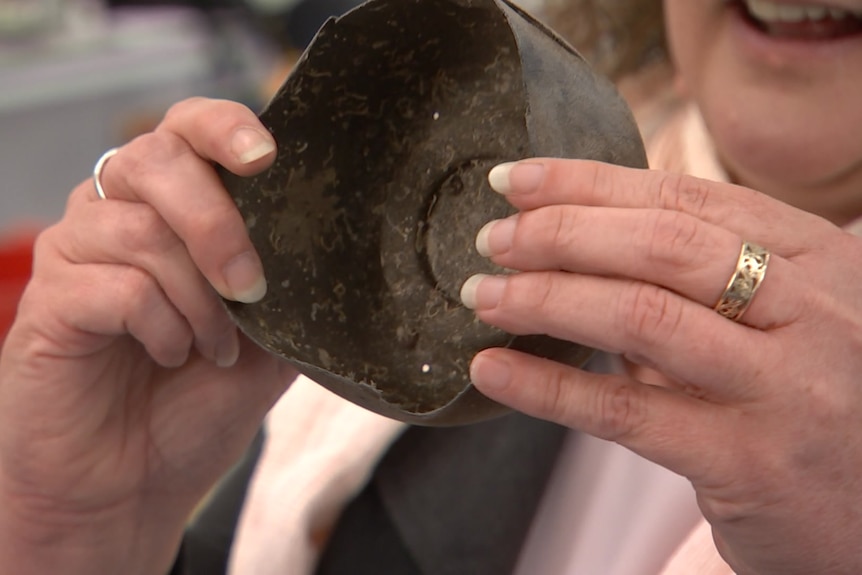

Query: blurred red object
[[0, 229, 38, 346]]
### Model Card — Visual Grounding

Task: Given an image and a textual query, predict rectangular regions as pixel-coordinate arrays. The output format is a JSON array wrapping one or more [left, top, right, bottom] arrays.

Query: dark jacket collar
[[374, 412, 568, 575]]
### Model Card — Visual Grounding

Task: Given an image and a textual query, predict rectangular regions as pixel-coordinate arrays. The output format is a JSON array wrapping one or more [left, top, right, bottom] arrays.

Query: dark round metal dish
[[220, 0, 648, 425]]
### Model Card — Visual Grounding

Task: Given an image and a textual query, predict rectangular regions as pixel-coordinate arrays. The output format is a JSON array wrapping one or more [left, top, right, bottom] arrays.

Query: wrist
[[0, 487, 185, 575]]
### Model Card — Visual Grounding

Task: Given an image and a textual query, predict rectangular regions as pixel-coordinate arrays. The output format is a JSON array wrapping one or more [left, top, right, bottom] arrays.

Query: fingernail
[[460, 273, 506, 310], [475, 216, 517, 257], [215, 330, 240, 368], [488, 161, 545, 195], [232, 127, 276, 164], [470, 354, 511, 391], [223, 251, 267, 303]]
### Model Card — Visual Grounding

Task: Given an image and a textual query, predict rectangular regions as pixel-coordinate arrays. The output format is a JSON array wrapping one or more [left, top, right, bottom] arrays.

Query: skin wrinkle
[[592, 377, 650, 443], [547, 206, 581, 265], [642, 209, 705, 273], [117, 206, 184, 258], [536, 359, 572, 429], [119, 132, 194, 196], [620, 281, 685, 353], [656, 172, 715, 223]]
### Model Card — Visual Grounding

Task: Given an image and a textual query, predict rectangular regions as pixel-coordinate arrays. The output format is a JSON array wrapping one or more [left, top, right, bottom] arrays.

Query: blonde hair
[[543, 0, 667, 81]]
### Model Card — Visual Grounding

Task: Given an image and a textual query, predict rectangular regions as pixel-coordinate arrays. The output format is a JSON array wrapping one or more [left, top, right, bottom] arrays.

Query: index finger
[[487, 159, 835, 257], [156, 97, 277, 174], [91, 98, 276, 303]]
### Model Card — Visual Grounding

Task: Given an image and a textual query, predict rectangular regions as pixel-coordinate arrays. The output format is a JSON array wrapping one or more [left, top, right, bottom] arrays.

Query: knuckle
[[123, 131, 190, 184], [547, 207, 581, 254], [152, 326, 194, 366], [116, 266, 193, 361], [538, 366, 573, 422], [495, 273, 524, 311], [584, 160, 612, 200], [618, 282, 684, 347], [161, 97, 253, 147], [695, 451, 784, 524], [492, 273, 559, 335], [193, 203, 245, 243], [120, 206, 182, 255], [516, 272, 557, 315], [696, 491, 752, 525], [184, 284, 234, 338], [591, 380, 647, 441], [795, 372, 855, 432], [31, 226, 56, 257], [116, 266, 162, 311], [655, 172, 713, 219], [29, 227, 60, 274], [162, 97, 210, 126], [66, 180, 94, 209], [643, 210, 705, 266]]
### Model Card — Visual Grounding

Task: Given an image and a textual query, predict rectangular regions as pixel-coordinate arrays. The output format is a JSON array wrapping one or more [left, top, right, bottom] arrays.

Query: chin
[[705, 96, 855, 186], [702, 94, 862, 224], [666, 0, 862, 215]]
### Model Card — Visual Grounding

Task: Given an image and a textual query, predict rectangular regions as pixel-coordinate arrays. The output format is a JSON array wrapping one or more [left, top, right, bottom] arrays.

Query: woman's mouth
[[731, 0, 862, 39]]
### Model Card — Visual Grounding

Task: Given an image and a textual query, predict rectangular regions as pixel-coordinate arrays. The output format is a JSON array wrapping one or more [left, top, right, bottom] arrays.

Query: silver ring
[[93, 147, 120, 200]]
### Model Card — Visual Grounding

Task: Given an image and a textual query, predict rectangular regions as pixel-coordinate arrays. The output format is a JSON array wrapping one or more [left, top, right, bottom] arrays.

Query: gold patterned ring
[[713, 241, 771, 323]]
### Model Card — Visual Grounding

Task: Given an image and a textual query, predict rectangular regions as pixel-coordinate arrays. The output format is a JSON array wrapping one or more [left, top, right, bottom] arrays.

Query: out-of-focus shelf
[[0, 8, 212, 111], [0, 4, 271, 230]]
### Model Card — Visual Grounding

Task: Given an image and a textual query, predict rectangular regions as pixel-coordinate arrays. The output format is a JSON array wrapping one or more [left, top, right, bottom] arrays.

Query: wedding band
[[93, 147, 120, 200], [713, 241, 770, 322]]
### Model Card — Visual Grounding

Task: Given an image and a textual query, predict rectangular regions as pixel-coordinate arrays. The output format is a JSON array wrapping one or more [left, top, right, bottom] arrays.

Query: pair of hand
[[1, 97, 861, 575]]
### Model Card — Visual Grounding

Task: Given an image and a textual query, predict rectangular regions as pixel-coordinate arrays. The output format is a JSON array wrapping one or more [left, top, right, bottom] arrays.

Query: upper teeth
[[744, 0, 862, 22]]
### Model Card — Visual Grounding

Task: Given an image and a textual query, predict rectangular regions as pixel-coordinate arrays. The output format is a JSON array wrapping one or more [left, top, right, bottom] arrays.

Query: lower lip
[[725, 2, 862, 64]]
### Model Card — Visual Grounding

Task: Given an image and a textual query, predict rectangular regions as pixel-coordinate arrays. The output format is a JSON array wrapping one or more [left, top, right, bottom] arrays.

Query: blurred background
[[0, 0, 551, 228], [0, 0, 548, 339]]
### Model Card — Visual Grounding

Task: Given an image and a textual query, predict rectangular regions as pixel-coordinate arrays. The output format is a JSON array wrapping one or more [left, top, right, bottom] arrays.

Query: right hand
[[0, 98, 297, 575]]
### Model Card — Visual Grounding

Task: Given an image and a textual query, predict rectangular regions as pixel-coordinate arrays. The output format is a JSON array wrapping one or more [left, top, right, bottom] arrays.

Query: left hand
[[462, 159, 862, 575], [0, 98, 293, 575]]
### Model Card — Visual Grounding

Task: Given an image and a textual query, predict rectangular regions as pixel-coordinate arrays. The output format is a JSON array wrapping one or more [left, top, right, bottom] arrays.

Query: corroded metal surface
[[220, 0, 648, 425]]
